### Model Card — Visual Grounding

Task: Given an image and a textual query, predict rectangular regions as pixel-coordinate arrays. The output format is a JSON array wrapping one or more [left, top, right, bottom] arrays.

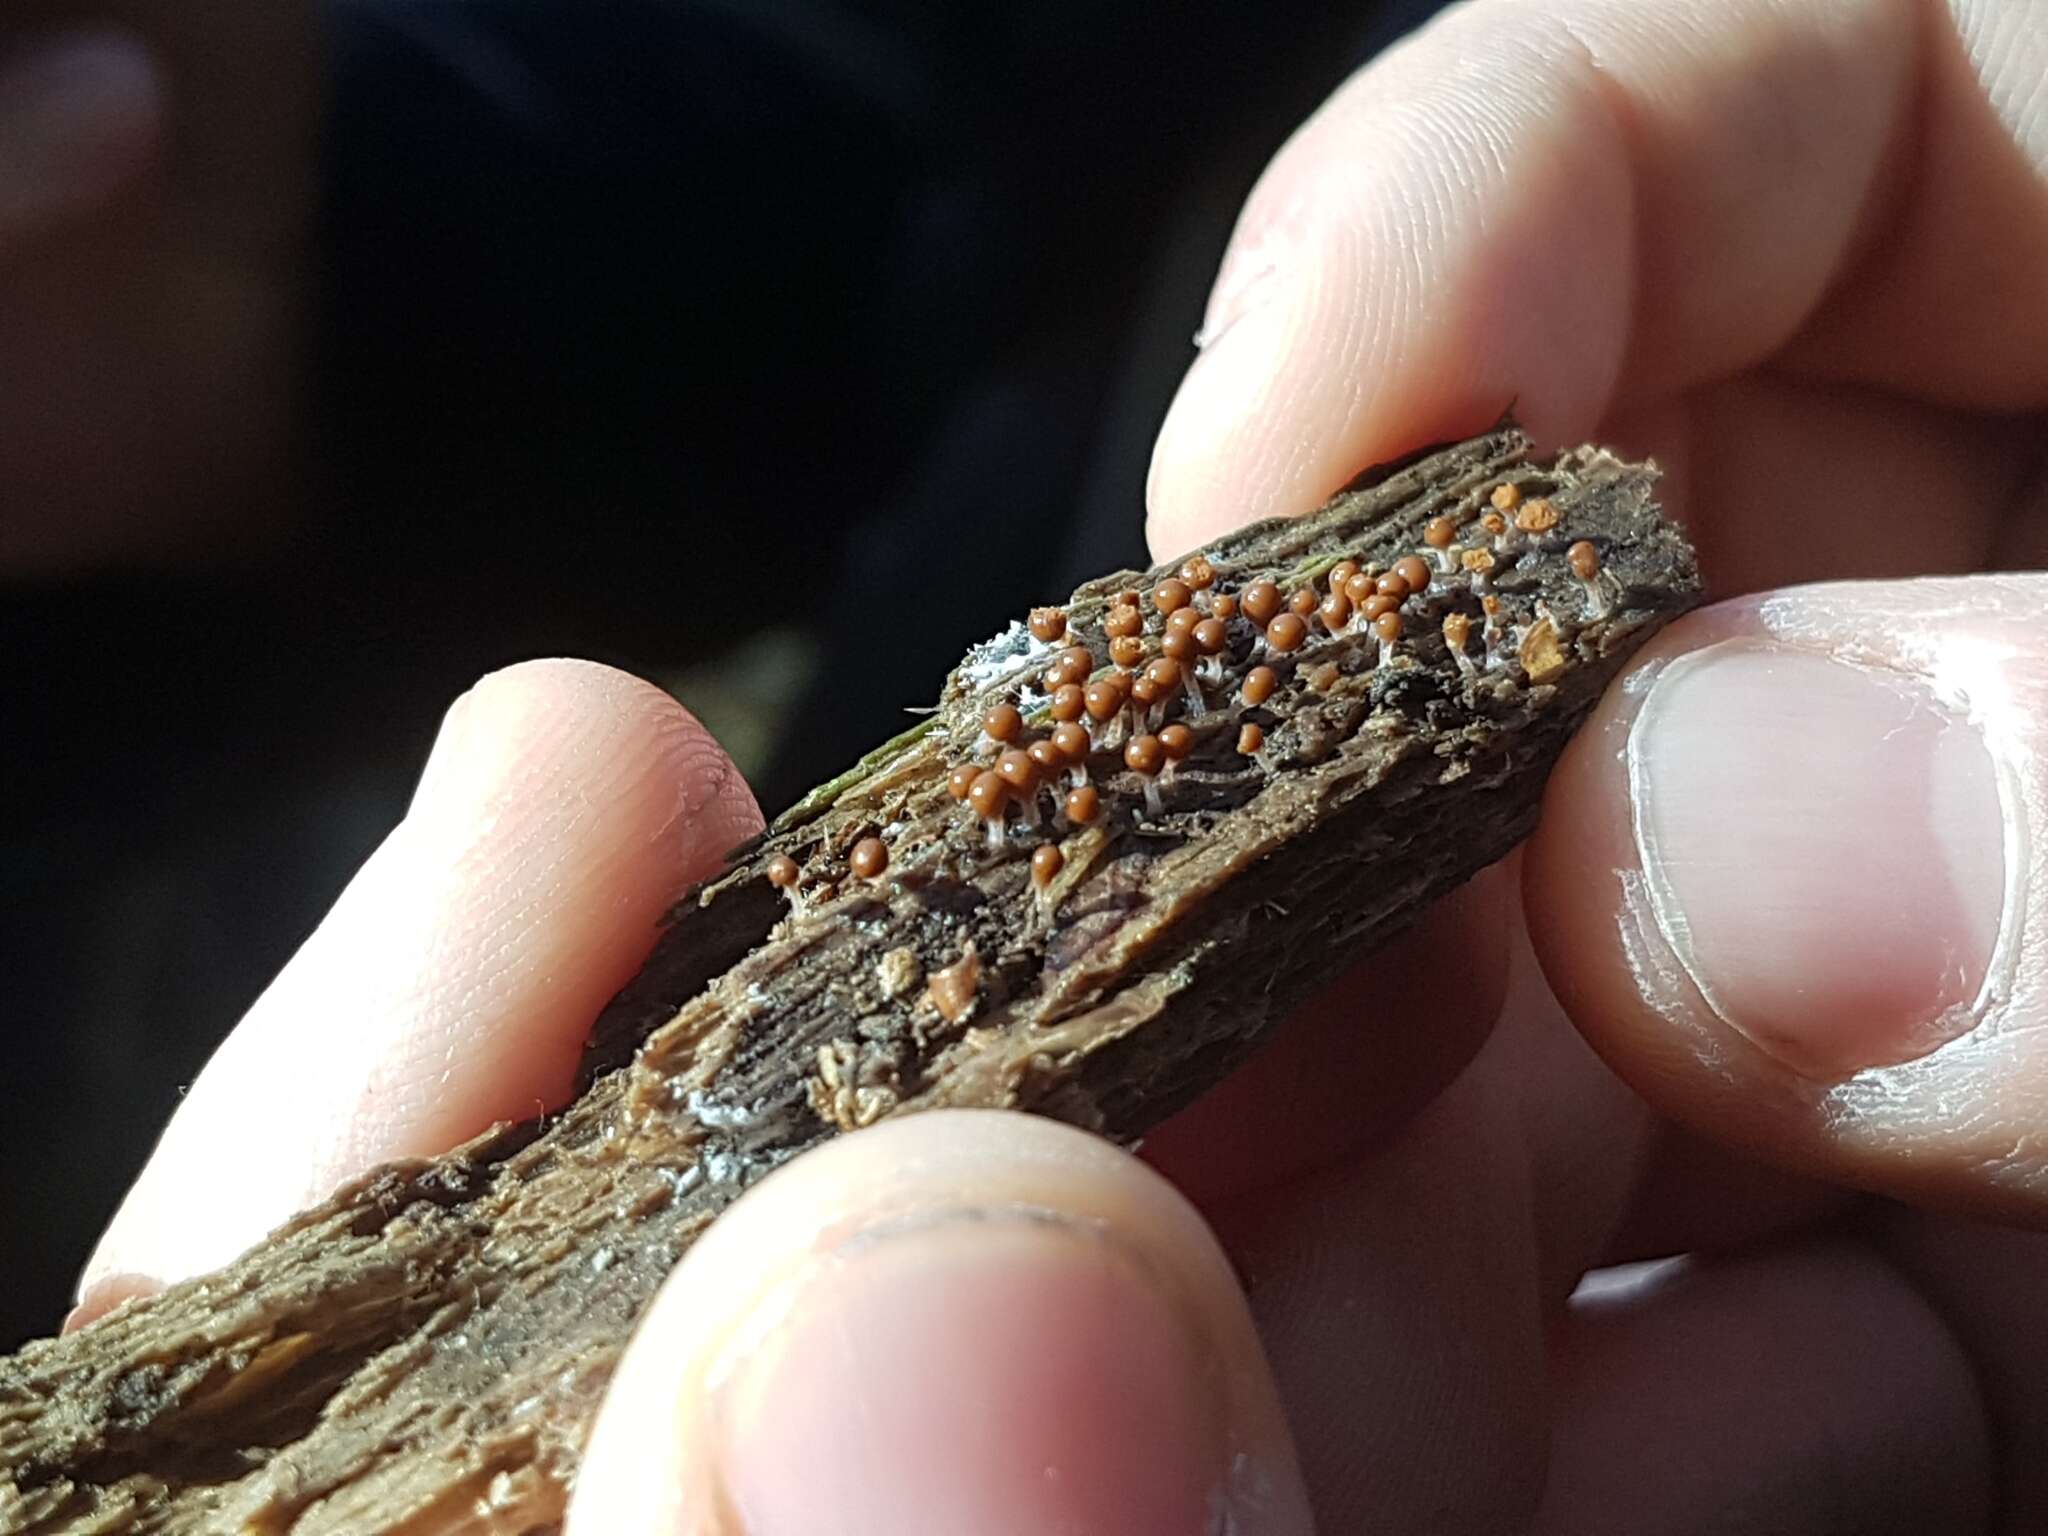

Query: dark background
[[2, 0, 1445, 1347]]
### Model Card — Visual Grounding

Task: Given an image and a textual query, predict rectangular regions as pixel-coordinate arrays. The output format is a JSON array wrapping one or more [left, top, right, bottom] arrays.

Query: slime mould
[[1, 425, 1700, 1534]]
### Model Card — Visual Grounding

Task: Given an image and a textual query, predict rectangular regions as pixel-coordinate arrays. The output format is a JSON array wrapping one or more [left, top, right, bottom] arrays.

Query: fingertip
[[1528, 579, 2048, 1222], [80, 659, 760, 1301], [570, 1111, 1312, 1536], [1147, 0, 1939, 558], [1537, 1242, 1992, 1534], [1145, 8, 1633, 558], [415, 657, 761, 852], [390, 656, 763, 1121]]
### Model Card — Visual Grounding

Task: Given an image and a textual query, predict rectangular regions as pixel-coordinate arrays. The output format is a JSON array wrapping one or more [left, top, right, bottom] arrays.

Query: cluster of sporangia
[[766, 483, 1616, 911]]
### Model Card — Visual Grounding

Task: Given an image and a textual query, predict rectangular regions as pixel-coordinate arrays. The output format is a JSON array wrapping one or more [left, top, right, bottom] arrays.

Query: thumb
[[568, 1112, 1313, 1536], [1527, 574, 2046, 1221]]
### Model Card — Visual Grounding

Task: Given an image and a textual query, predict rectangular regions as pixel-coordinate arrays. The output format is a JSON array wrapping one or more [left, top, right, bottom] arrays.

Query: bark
[[0, 426, 1701, 1534]]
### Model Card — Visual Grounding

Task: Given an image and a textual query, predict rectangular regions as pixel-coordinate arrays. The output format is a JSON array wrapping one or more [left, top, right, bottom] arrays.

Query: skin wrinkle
[[1152, 0, 1647, 544], [1535, 12, 1640, 321], [1536, 15, 1649, 417], [1548, 651, 1763, 1101], [1324, 222, 1371, 440], [1612, 870, 1723, 1061]]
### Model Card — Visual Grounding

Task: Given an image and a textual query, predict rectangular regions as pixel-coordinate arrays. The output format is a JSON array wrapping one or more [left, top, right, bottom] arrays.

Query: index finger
[[74, 661, 761, 1320], [1146, 0, 2048, 558]]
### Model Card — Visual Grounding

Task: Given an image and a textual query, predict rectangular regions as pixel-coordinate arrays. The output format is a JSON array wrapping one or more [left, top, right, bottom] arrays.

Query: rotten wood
[[0, 426, 1701, 1534]]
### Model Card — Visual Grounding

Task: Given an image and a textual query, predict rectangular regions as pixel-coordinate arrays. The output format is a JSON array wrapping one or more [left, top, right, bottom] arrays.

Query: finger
[[1432, 887, 1840, 1303], [1533, 1241, 1991, 1533], [0, 28, 161, 242], [1668, 371, 2029, 594], [1598, 1122, 1849, 1268], [1146, 0, 2048, 552], [1215, 1069, 1551, 1533], [1988, 445, 2048, 570], [76, 659, 759, 1313], [1193, 910, 1867, 1533], [1783, 0, 2048, 407], [1877, 1212, 2048, 1528], [1149, 0, 1907, 544], [1526, 575, 2048, 1221], [1141, 863, 1512, 1206], [567, 1111, 1312, 1536]]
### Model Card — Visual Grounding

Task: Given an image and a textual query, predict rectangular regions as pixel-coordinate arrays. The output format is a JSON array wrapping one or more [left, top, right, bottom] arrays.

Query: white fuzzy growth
[[957, 619, 1041, 693]]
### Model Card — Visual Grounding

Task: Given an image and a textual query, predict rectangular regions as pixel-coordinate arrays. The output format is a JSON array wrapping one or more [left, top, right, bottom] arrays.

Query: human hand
[[68, 3, 2048, 1533], [1139, 0, 2048, 1528], [0, 5, 312, 574], [67, 660, 1311, 1531], [1149, 0, 2048, 1176]]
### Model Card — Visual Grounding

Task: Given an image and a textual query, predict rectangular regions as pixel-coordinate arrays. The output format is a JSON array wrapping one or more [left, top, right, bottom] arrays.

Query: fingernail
[[1629, 639, 2010, 1079], [0, 30, 164, 237], [714, 1214, 1237, 1536]]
